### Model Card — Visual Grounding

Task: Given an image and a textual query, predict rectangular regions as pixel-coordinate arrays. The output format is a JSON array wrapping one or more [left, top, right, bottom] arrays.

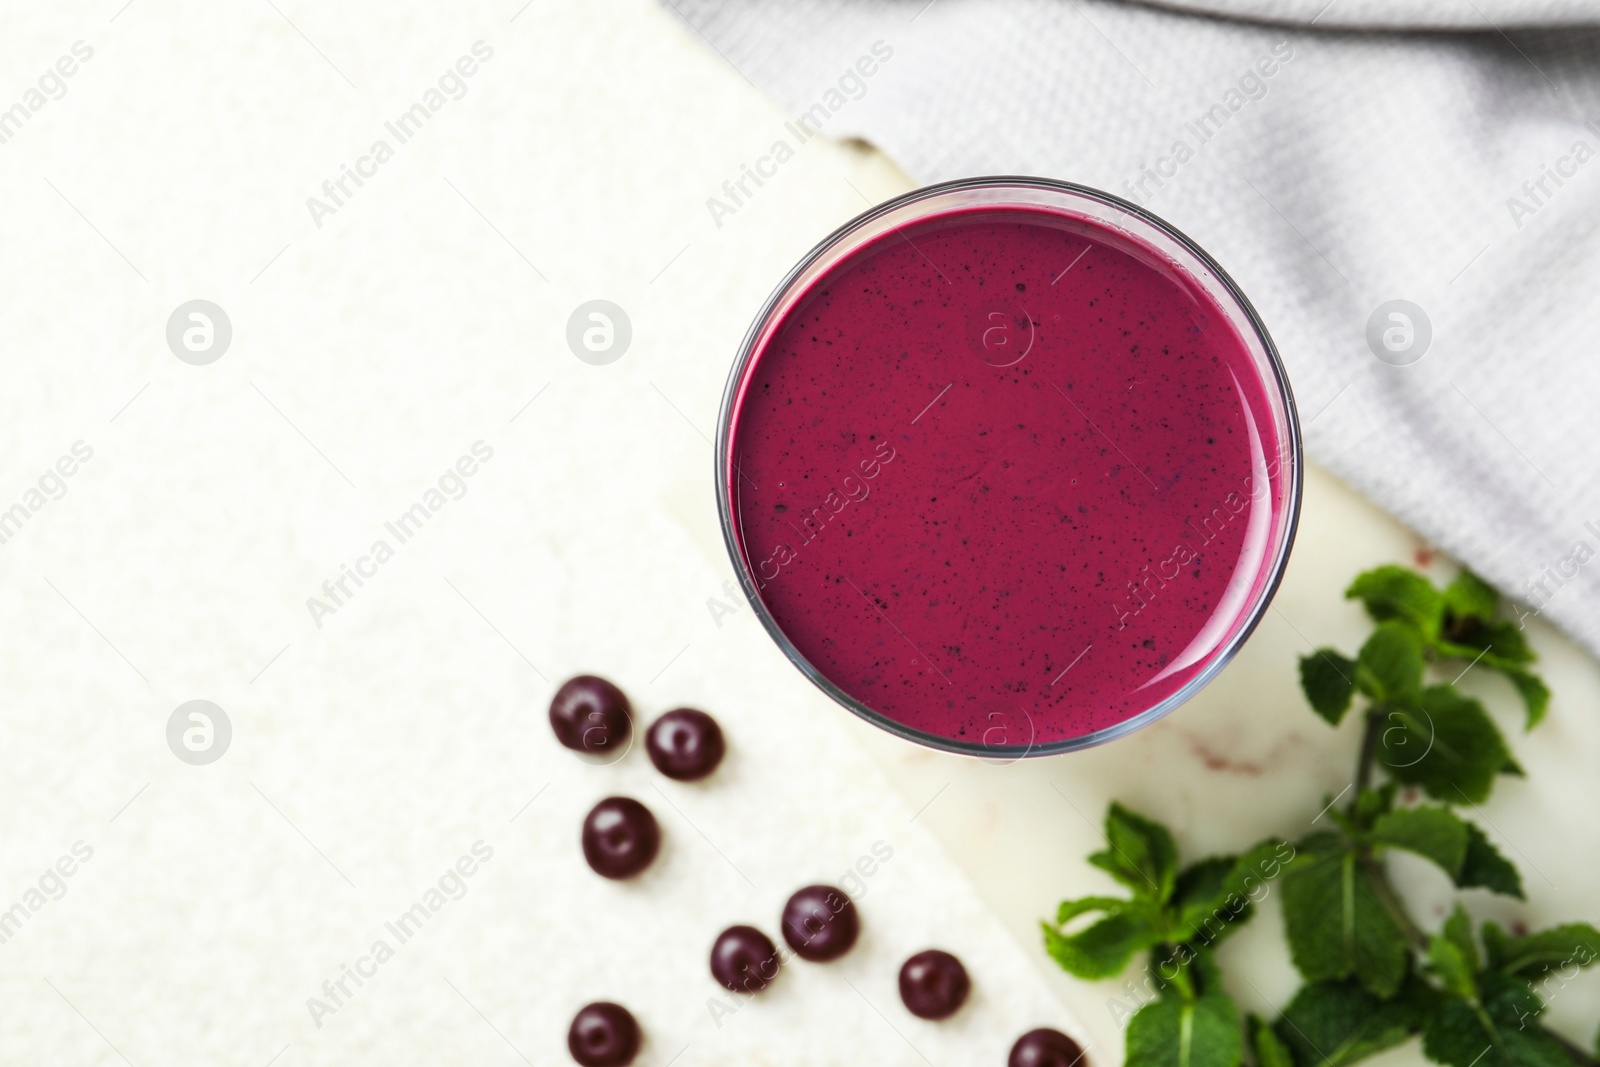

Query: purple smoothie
[[724, 199, 1293, 750]]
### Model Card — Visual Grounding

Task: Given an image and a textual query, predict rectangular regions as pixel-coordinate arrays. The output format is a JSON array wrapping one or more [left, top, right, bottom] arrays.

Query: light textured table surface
[[0, 1, 1595, 1064]]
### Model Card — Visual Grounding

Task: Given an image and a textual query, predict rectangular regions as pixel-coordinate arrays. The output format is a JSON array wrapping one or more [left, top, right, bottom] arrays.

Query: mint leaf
[[1377, 686, 1513, 805], [1280, 833, 1408, 997], [1444, 569, 1499, 623], [1126, 992, 1241, 1067], [1057, 895, 1143, 924], [1427, 906, 1479, 998], [1174, 841, 1289, 947], [1435, 605, 1547, 730], [1429, 935, 1477, 1000], [1368, 805, 1468, 877], [1422, 972, 1570, 1067], [1223, 838, 1295, 889], [1347, 565, 1443, 635], [1091, 803, 1178, 903], [1355, 622, 1424, 702], [1301, 650, 1358, 725], [1482, 920, 1600, 982], [1504, 668, 1550, 731], [1249, 1015, 1294, 1067], [1458, 823, 1524, 898], [1042, 897, 1164, 979], [1173, 856, 1239, 943], [1273, 976, 1433, 1066], [1442, 903, 1480, 972], [1439, 619, 1535, 668], [1042, 916, 1160, 980]]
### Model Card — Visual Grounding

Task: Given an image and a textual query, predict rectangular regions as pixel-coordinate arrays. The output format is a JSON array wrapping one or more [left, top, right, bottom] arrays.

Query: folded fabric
[[663, 0, 1600, 660], [1126, 0, 1600, 28]]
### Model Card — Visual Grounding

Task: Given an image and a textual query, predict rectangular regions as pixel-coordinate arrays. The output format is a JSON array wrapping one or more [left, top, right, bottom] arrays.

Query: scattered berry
[[567, 1002, 640, 1067], [780, 884, 859, 962], [898, 949, 970, 1019], [550, 675, 632, 755], [710, 925, 781, 994], [1009, 1028, 1087, 1067], [646, 708, 725, 781], [581, 797, 660, 880]]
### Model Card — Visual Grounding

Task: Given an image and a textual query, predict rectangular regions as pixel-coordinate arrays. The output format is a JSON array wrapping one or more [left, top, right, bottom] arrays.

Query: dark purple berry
[[550, 676, 632, 755], [898, 949, 969, 1020], [1009, 1028, 1087, 1067], [780, 884, 859, 962], [581, 797, 659, 880], [646, 708, 725, 781], [567, 1001, 640, 1066], [710, 925, 781, 993]]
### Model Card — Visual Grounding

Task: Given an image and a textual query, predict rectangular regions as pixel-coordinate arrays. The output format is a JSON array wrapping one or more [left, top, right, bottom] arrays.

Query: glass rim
[[714, 174, 1304, 759]]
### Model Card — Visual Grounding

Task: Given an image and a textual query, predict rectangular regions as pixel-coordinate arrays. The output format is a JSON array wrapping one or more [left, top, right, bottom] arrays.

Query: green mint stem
[[1351, 704, 1427, 949], [1163, 944, 1197, 1000], [1355, 706, 1384, 795]]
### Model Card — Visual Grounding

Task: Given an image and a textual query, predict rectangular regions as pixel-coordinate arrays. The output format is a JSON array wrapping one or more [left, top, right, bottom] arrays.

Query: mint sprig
[[1044, 564, 1598, 1067], [1042, 804, 1286, 988], [1346, 564, 1548, 729]]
